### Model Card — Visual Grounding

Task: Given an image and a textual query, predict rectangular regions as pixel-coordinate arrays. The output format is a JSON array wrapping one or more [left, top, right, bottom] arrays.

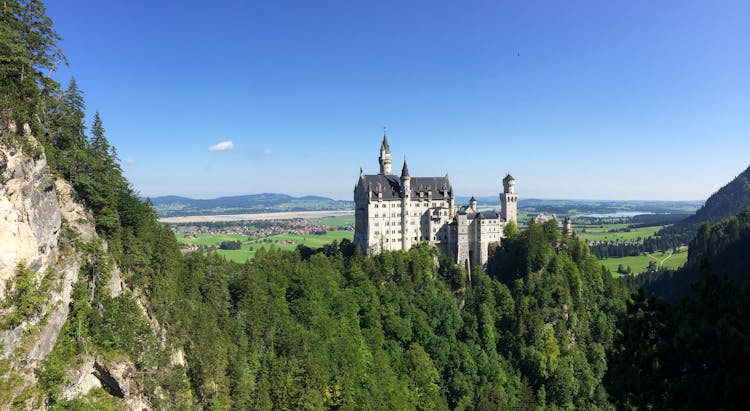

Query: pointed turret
[[400, 160, 411, 251], [400, 159, 411, 195], [381, 133, 390, 152], [401, 159, 409, 178], [378, 132, 393, 175]]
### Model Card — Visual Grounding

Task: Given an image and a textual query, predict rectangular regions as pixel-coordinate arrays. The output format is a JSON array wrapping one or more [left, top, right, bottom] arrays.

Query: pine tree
[[0, 0, 65, 125]]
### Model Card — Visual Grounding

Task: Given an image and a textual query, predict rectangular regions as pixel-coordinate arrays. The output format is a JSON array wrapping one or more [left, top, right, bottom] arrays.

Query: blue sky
[[46, 0, 749, 201]]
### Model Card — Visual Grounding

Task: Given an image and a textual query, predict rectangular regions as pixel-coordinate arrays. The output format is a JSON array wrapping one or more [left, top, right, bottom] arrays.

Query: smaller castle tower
[[469, 196, 477, 212], [563, 217, 573, 236], [501, 174, 518, 223], [378, 134, 392, 175], [401, 160, 411, 250]]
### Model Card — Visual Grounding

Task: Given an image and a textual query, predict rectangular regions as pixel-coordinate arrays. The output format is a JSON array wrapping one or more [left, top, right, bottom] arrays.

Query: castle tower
[[378, 134, 392, 175], [400, 160, 411, 250], [501, 174, 518, 223], [447, 174, 456, 219], [563, 217, 573, 236], [469, 196, 477, 212]]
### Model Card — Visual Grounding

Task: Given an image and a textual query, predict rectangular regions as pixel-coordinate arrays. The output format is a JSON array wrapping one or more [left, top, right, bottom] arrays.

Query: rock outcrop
[[0, 130, 169, 409], [0, 138, 62, 298]]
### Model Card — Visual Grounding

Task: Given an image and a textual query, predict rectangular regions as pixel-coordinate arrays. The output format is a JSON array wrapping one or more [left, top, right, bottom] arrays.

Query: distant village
[[172, 218, 354, 252]]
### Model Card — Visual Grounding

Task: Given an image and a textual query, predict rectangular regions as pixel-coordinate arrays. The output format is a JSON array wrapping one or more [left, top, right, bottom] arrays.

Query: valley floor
[[159, 209, 354, 224]]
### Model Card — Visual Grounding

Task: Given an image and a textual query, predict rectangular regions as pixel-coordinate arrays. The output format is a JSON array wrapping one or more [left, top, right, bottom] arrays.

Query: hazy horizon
[[145, 191, 706, 204]]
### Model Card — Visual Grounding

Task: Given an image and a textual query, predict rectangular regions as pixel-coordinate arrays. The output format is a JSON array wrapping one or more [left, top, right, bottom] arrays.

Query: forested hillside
[[659, 164, 750, 241], [608, 215, 750, 409], [149, 220, 627, 409], [626, 208, 750, 300]]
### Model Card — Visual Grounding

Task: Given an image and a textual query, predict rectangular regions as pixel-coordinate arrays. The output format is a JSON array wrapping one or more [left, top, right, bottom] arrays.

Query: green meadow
[[576, 225, 664, 243], [177, 230, 353, 263], [175, 233, 248, 245], [313, 216, 355, 227], [600, 247, 689, 276]]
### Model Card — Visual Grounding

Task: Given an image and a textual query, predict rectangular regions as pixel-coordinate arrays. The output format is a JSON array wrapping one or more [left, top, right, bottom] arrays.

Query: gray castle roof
[[463, 210, 502, 220], [362, 174, 452, 200], [475, 210, 501, 219]]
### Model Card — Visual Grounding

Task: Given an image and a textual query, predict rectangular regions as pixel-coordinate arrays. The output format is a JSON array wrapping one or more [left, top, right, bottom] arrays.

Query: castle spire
[[401, 159, 409, 178], [381, 128, 390, 153], [378, 130, 393, 175]]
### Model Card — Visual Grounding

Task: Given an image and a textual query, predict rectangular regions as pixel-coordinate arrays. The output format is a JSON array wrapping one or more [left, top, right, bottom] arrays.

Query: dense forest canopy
[[2, 1, 750, 409]]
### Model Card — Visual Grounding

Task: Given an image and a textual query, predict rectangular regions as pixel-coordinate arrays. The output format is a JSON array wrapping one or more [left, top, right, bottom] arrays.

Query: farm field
[[177, 230, 353, 262], [600, 247, 688, 276], [313, 216, 355, 227], [576, 225, 664, 243], [175, 233, 248, 246]]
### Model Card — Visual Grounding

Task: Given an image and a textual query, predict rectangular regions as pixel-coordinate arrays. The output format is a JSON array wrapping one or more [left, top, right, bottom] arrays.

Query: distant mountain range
[[149, 193, 354, 217], [151, 192, 705, 219], [459, 196, 702, 215]]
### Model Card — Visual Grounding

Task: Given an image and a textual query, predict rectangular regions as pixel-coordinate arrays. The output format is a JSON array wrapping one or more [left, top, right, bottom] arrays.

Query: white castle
[[353, 135, 518, 270]]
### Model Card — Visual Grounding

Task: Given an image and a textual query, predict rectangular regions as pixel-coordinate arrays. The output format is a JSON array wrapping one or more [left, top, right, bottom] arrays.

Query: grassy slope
[[600, 247, 688, 276]]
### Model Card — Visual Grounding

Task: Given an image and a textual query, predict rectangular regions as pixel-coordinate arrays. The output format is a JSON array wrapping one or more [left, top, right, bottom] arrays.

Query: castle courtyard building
[[354, 135, 518, 270]]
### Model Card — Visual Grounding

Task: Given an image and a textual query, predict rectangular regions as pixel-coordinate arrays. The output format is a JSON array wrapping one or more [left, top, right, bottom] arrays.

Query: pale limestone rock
[[171, 347, 187, 367], [108, 266, 123, 297], [0, 141, 61, 300], [0, 135, 94, 360], [62, 357, 103, 401], [63, 357, 153, 410]]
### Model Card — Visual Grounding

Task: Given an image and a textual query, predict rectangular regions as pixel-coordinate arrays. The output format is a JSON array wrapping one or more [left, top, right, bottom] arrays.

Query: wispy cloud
[[262, 148, 272, 156], [124, 158, 137, 164], [208, 141, 234, 152]]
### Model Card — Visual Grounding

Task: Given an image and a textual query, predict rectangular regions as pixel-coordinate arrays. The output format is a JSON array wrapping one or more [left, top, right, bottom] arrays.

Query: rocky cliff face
[[0, 130, 161, 409], [0, 138, 64, 298]]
